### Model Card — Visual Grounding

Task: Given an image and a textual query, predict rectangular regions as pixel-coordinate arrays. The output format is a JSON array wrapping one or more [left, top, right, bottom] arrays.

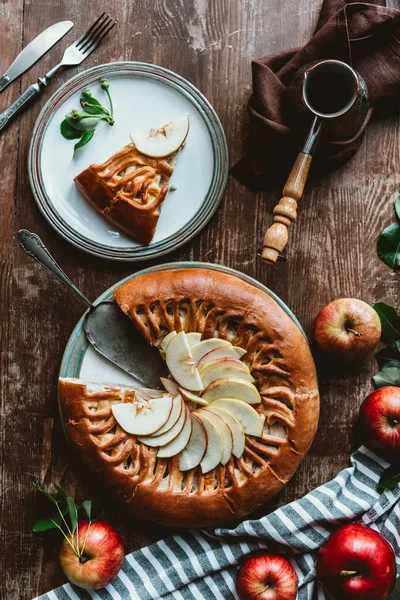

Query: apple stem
[[340, 570, 358, 577], [346, 328, 362, 337]]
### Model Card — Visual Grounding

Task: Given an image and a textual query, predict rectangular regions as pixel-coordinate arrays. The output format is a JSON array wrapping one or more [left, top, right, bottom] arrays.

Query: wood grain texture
[[0, 0, 399, 597]]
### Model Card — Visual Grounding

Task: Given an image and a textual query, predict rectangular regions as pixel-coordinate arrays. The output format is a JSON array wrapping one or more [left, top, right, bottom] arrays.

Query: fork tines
[[75, 13, 116, 55]]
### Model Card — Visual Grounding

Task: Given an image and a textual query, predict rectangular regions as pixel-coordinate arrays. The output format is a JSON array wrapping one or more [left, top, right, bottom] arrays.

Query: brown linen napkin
[[232, 0, 400, 189]]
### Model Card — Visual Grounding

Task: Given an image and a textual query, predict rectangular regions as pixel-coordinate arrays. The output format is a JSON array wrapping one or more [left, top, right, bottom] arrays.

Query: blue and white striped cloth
[[35, 446, 400, 600]]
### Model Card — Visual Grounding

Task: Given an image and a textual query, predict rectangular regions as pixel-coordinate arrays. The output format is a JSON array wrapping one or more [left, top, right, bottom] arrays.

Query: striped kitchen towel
[[34, 446, 400, 600]]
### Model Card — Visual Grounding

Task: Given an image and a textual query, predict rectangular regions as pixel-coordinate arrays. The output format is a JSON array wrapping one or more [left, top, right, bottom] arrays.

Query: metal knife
[[0, 21, 73, 93]]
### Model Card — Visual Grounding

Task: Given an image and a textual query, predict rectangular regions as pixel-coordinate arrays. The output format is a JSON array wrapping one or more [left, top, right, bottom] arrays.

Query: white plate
[[29, 62, 228, 261]]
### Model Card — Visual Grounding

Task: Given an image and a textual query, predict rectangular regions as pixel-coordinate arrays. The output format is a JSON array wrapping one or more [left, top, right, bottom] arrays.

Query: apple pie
[[74, 117, 189, 244], [59, 269, 319, 527]]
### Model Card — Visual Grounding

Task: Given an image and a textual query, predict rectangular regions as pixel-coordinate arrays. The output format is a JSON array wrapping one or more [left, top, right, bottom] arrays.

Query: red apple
[[314, 299, 381, 361], [236, 553, 298, 600], [316, 524, 396, 600], [59, 520, 124, 589], [360, 387, 400, 453]]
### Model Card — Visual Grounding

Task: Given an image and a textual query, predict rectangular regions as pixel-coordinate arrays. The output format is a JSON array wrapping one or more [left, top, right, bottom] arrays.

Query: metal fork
[[0, 13, 116, 132]]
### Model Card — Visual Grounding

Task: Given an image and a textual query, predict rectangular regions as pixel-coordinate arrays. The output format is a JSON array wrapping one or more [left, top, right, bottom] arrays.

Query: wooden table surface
[[1, 0, 399, 597]]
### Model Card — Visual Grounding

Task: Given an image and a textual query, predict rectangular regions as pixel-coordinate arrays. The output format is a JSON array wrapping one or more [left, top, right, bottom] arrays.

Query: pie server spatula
[[18, 230, 167, 388]]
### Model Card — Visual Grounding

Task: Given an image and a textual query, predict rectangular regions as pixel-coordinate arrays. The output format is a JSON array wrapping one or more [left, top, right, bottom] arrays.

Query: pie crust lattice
[[74, 145, 175, 244], [59, 269, 319, 527]]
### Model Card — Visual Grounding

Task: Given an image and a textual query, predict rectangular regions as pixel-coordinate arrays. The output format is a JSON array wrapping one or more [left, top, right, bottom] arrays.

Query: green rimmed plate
[[29, 62, 228, 261]]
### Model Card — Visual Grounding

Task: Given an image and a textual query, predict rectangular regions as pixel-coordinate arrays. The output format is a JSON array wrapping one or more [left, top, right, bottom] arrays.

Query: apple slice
[[130, 116, 189, 158], [178, 414, 207, 471], [195, 412, 224, 473], [166, 331, 203, 391], [196, 409, 233, 465], [149, 394, 183, 435], [200, 356, 248, 373], [205, 406, 245, 458], [190, 338, 231, 364], [138, 397, 186, 446], [160, 331, 177, 352], [160, 377, 179, 396], [134, 388, 165, 401], [210, 398, 263, 437], [201, 361, 254, 388], [202, 378, 260, 404], [186, 332, 202, 348], [112, 396, 173, 435], [157, 407, 193, 457], [179, 387, 208, 406], [197, 346, 247, 369]]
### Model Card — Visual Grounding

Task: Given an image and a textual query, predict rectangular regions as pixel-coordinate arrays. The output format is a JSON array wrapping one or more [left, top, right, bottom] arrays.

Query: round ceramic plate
[[29, 62, 229, 261], [59, 263, 308, 397]]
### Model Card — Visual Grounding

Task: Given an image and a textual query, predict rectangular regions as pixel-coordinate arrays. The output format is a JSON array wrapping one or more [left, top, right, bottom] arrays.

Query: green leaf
[[33, 482, 63, 506], [82, 500, 92, 523], [373, 366, 400, 388], [65, 114, 99, 132], [33, 516, 60, 532], [395, 196, 400, 221], [378, 464, 400, 492], [32, 504, 68, 532], [376, 357, 400, 370], [66, 496, 78, 534], [80, 94, 102, 107], [373, 302, 400, 342], [81, 104, 108, 116], [80, 96, 108, 116], [375, 341, 400, 369], [60, 119, 83, 140], [54, 485, 69, 499], [74, 129, 95, 153], [377, 221, 400, 272], [388, 577, 400, 600]]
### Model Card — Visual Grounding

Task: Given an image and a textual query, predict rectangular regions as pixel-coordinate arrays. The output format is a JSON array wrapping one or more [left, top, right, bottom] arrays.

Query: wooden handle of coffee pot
[[261, 152, 313, 264]]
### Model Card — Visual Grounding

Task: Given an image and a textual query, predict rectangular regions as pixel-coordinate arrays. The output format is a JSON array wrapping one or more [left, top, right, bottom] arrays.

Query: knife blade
[[0, 21, 73, 93]]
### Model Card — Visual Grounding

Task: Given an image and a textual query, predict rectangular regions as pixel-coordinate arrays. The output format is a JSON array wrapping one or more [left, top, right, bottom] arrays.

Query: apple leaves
[[387, 577, 400, 600], [373, 303, 400, 342], [377, 196, 400, 274], [373, 367, 400, 388], [378, 464, 400, 492], [33, 483, 94, 558], [371, 306, 400, 492], [373, 304, 400, 389]]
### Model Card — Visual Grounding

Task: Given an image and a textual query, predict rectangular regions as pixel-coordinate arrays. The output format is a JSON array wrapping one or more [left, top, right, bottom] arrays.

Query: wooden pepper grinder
[[261, 59, 369, 264]]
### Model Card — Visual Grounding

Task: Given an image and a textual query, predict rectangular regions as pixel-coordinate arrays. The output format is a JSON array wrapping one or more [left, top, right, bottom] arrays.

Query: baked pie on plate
[[29, 62, 228, 260], [75, 117, 188, 244], [59, 264, 319, 527]]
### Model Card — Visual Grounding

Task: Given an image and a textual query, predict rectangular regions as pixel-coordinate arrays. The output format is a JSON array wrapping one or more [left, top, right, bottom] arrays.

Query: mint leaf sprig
[[60, 78, 114, 156], [33, 483, 94, 560]]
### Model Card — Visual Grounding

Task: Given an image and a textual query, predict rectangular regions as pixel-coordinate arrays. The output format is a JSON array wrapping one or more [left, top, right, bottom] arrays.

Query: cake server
[[17, 230, 167, 388], [0, 21, 73, 93]]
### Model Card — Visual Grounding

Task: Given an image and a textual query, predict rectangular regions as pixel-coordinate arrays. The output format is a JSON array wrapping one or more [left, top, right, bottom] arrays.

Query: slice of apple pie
[[74, 117, 189, 244]]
